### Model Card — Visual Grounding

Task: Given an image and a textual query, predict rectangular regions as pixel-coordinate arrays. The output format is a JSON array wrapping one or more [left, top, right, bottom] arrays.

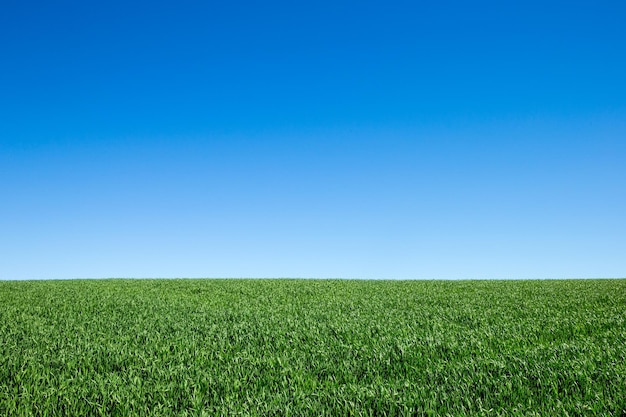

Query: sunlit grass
[[1, 279, 625, 416]]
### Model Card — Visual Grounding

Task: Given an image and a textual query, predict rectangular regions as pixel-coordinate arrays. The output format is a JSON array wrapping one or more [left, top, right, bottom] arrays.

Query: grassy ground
[[0, 279, 625, 416]]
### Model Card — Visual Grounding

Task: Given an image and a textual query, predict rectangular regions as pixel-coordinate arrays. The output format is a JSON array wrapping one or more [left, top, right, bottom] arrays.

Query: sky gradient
[[2, 0, 625, 279]]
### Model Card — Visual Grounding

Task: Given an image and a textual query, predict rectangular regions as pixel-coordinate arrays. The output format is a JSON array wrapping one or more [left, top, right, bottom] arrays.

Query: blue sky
[[1, 0, 625, 279]]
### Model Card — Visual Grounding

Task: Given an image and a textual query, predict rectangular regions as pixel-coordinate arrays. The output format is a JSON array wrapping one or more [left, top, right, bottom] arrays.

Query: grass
[[0, 279, 625, 416]]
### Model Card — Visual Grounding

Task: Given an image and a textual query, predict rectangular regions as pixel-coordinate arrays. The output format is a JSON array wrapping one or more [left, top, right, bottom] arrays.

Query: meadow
[[0, 279, 624, 416]]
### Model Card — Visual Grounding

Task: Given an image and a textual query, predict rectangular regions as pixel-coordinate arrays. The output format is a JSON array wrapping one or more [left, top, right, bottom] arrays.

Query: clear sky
[[1, 0, 625, 279]]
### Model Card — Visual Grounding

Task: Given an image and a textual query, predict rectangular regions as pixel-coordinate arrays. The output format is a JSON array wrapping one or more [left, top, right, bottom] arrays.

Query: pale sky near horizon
[[2, 1, 625, 279]]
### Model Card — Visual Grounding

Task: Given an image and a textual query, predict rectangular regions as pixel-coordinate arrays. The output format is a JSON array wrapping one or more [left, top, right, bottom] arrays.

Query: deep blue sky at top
[[1, 0, 625, 279]]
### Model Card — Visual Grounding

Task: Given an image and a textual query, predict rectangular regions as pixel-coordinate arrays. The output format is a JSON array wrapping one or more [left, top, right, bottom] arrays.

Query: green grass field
[[1, 279, 625, 416]]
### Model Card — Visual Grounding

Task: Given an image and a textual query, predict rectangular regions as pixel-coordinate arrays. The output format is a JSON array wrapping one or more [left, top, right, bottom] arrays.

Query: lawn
[[1, 279, 624, 416]]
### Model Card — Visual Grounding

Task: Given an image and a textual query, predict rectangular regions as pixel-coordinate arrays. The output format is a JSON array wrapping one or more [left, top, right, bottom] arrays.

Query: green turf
[[1, 279, 625, 416]]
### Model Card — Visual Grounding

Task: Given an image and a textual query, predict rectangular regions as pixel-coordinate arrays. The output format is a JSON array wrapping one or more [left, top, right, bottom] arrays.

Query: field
[[1, 279, 625, 416]]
